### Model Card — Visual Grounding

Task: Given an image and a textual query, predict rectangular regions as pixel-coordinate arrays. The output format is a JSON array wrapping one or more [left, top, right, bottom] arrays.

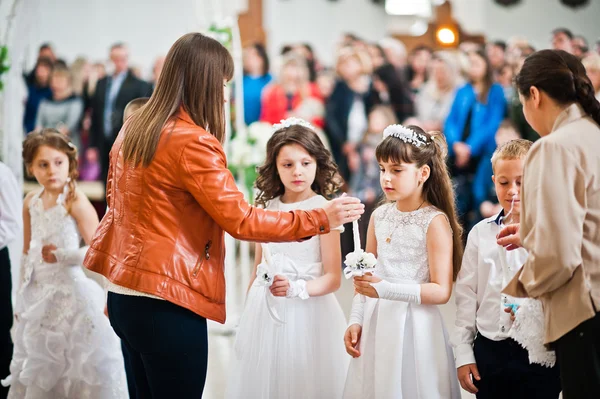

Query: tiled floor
[[202, 277, 476, 399]]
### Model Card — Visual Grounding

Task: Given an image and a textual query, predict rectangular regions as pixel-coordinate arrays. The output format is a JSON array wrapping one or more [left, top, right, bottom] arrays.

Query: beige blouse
[[503, 103, 600, 344]]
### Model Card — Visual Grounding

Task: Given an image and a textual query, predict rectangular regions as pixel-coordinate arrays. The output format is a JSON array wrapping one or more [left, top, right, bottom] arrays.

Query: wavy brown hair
[[255, 125, 343, 207], [375, 126, 464, 279], [23, 128, 79, 212], [122, 33, 234, 167]]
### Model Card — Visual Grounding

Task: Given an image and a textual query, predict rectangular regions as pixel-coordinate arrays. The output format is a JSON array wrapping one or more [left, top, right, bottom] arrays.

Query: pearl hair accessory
[[383, 124, 430, 147]]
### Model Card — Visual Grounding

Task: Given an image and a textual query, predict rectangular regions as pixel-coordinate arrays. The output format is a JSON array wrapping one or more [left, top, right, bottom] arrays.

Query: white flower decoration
[[343, 249, 377, 279], [256, 262, 274, 287], [271, 117, 315, 133], [383, 124, 429, 147]]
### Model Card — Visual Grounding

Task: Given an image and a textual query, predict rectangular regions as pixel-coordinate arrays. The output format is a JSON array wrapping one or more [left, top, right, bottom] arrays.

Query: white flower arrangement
[[228, 121, 274, 201], [228, 121, 273, 168], [344, 220, 377, 278], [383, 124, 430, 147], [256, 262, 274, 287], [343, 250, 378, 278]]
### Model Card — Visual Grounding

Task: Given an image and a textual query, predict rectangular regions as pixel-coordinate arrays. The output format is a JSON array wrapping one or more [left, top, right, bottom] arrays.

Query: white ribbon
[[256, 244, 308, 324]]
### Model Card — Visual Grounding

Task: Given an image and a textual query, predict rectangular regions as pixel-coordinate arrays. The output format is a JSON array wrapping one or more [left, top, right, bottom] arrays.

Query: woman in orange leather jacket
[[83, 33, 364, 398]]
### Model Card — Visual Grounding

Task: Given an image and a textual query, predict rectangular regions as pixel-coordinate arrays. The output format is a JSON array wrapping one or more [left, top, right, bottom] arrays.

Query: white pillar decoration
[[1, 0, 42, 303], [200, 0, 252, 335]]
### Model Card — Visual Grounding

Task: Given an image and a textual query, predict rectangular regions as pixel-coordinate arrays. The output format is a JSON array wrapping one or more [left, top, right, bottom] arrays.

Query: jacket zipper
[[192, 240, 212, 277]]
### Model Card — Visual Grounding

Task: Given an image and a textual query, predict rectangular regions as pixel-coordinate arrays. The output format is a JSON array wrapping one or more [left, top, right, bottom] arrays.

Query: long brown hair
[[375, 126, 463, 279], [255, 125, 343, 207], [469, 49, 494, 104], [122, 33, 234, 167], [23, 129, 79, 212], [516, 49, 600, 127]]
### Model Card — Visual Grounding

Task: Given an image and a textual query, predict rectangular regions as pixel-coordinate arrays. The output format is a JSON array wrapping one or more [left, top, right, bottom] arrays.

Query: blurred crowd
[[21, 28, 600, 233]]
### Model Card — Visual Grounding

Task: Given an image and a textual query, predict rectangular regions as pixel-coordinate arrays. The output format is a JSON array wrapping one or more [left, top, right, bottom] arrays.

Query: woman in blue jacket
[[444, 49, 506, 229]]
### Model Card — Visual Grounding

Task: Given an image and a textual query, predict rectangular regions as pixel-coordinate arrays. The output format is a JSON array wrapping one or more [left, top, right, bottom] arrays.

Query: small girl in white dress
[[343, 124, 463, 399], [226, 118, 349, 398], [2, 129, 127, 398]]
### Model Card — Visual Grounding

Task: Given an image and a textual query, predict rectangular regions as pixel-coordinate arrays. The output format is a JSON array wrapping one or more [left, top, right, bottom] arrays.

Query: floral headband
[[272, 117, 315, 133], [383, 124, 429, 147]]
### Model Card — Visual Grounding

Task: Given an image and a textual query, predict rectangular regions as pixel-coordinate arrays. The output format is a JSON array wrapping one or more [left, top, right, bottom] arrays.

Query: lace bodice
[[28, 190, 81, 257], [373, 203, 445, 283], [264, 196, 340, 279]]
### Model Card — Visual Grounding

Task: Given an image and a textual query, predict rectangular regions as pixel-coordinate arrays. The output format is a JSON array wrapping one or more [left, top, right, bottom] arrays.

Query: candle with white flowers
[[344, 219, 377, 303]]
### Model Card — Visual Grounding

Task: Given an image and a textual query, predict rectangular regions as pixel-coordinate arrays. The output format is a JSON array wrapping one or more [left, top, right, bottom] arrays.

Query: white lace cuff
[[348, 294, 365, 326], [509, 298, 556, 367], [372, 280, 421, 304], [53, 246, 89, 266], [286, 279, 309, 300]]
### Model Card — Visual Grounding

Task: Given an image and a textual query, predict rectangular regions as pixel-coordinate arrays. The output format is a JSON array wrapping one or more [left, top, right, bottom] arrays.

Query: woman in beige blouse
[[497, 49, 600, 399]]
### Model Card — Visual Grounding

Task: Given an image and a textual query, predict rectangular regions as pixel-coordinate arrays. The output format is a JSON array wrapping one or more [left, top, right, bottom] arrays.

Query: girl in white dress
[[226, 118, 349, 398], [2, 129, 127, 398], [343, 124, 463, 399]]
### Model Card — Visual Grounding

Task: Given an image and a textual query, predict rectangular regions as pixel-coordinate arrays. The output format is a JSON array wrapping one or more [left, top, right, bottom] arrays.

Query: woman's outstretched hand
[[322, 195, 365, 229]]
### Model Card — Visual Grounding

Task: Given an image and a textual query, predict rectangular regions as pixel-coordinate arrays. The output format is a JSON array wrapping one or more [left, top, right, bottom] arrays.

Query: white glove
[[286, 279, 309, 300], [53, 246, 89, 266], [372, 280, 421, 304], [348, 293, 365, 326]]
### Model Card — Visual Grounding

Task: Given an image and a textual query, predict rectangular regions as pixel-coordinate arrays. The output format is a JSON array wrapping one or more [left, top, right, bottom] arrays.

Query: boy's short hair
[[491, 138, 533, 172], [123, 97, 150, 122], [51, 66, 72, 83]]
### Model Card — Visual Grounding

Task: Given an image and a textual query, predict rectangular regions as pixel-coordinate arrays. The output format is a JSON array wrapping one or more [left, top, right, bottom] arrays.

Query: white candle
[[262, 243, 273, 265], [352, 220, 361, 252]]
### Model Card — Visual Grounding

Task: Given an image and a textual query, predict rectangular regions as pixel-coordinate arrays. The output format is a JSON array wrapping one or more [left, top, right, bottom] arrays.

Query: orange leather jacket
[[83, 109, 330, 323]]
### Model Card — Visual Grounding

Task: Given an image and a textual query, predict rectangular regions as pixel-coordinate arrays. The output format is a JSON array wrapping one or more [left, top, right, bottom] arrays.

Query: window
[[385, 0, 432, 17]]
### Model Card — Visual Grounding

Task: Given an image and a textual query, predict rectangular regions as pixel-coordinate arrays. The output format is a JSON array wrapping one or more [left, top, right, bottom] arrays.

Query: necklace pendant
[[386, 237, 392, 244]]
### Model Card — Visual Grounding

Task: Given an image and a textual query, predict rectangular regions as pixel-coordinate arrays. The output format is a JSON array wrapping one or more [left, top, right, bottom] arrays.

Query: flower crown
[[383, 124, 429, 147], [272, 117, 315, 133]]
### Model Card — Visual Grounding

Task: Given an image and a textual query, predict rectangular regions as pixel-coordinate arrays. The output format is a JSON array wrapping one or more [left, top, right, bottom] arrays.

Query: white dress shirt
[[346, 96, 367, 144], [451, 212, 529, 367], [0, 162, 21, 250]]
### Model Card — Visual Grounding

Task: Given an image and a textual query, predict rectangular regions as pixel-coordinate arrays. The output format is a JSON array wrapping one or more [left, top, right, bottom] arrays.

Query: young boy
[[123, 97, 149, 122], [475, 120, 521, 220], [451, 139, 561, 399]]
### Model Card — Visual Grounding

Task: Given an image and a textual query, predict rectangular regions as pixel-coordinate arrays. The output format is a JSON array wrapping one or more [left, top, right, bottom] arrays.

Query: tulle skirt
[[3, 265, 128, 398], [343, 296, 461, 399], [226, 284, 349, 399]]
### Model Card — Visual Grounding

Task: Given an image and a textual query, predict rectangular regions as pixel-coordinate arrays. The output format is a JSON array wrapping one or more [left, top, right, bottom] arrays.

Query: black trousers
[[121, 340, 137, 399], [473, 334, 561, 399], [554, 311, 600, 399], [107, 292, 209, 399], [0, 247, 13, 399]]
